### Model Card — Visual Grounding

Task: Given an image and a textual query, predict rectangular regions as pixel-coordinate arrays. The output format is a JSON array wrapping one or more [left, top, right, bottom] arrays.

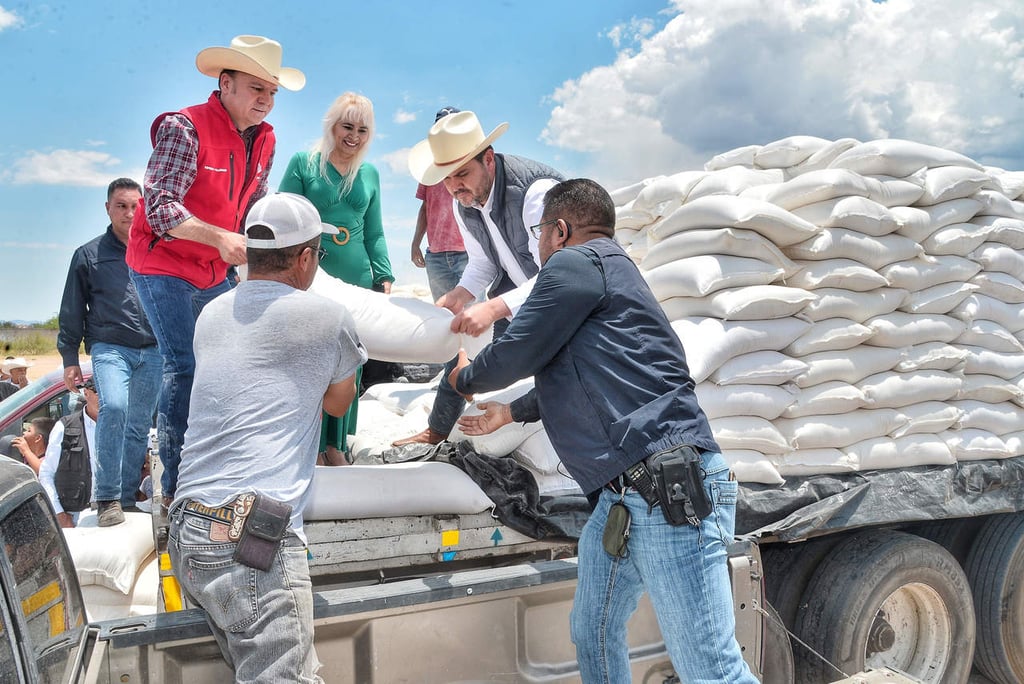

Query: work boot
[[391, 427, 447, 447], [96, 501, 125, 527]]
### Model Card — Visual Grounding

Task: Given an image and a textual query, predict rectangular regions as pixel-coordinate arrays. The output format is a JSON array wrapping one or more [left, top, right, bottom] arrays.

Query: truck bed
[[305, 510, 576, 584]]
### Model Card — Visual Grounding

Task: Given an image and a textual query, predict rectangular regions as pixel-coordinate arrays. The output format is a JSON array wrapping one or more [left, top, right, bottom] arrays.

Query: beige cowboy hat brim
[[197, 45, 305, 91], [409, 121, 509, 186]]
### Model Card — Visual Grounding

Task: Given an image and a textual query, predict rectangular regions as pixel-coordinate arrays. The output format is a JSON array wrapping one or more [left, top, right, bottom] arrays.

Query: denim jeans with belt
[[570, 451, 759, 683], [89, 342, 161, 506], [168, 505, 321, 683], [129, 272, 231, 496], [424, 249, 468, 302]]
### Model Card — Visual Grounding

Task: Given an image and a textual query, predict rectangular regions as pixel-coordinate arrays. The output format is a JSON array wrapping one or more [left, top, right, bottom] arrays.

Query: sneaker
[[96, 501, 125, 527]]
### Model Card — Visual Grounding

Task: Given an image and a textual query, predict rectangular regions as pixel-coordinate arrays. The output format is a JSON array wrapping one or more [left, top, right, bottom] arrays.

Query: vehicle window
[[0, 493, 86, 683], [0, 390, 83, 443]]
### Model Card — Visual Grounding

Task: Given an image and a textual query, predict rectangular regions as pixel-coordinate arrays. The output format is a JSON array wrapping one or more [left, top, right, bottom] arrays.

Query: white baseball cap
[[244, 193, 337, 249]]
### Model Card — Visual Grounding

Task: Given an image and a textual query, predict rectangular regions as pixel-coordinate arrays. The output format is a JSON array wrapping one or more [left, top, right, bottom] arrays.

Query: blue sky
[[1, 0, 1022, 322]]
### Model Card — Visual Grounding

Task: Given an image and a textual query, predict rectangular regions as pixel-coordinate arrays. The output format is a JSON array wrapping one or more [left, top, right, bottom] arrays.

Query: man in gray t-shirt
[[168, 193, 365, 683]]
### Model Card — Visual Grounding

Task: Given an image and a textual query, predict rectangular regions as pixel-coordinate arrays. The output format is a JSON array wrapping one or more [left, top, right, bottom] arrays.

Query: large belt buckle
[[331, 226, 351, 246], [227, 493, 256, 542]]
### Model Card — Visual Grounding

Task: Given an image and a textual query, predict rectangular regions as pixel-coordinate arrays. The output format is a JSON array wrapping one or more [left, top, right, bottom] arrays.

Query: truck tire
[[793, 530, 975, 684], [760, 536, 843, 630], [761, 600, 795, 684], [910, 517, 987, 565], [964, 512, 1024, 684]]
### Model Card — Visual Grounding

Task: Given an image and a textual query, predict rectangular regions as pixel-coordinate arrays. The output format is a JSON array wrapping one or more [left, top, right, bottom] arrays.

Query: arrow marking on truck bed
[[491, 529, 503, 546]]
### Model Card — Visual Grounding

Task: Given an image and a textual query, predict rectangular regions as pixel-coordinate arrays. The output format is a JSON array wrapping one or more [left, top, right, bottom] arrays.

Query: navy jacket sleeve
[[510, 388, 541, 423], [456, 247, 605, 395], [57, 247, 88, 367]]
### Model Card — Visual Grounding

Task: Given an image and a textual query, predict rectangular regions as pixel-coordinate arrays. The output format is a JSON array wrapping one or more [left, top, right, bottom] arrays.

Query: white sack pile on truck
[[612, 136, 1024, 487]]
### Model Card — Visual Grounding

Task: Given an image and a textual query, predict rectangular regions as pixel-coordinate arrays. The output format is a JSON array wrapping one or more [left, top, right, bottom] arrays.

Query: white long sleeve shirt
[[453, 177, 559, 315], [39, 412, 97, 517]]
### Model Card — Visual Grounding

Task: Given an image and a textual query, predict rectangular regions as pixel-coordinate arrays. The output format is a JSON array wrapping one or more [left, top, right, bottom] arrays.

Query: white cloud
[[605, 16, 656, 52], [3, 149, 122, 187], [544, 0, 1024, 189], [393, 109, 417, 124], [0, 241, 67, 250], [0, 6, 20, 30], [379, 147, 411, 176]]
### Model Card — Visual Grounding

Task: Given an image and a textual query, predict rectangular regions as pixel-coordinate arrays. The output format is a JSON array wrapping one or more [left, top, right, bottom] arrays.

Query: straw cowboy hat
[[408, 111, 509, 186], [1, 357, 32, 374], [196, 35, 305, 91]]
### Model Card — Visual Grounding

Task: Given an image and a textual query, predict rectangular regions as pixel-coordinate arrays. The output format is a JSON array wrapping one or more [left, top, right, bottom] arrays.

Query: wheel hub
[[867, 613, 896, 656]]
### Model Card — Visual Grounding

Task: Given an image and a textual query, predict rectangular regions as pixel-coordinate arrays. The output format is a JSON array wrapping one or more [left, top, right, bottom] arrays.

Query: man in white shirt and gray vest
[[394, 111, 564, 447]]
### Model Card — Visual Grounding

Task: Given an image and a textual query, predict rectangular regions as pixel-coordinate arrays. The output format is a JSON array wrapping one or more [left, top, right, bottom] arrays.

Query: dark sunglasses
[[76, 380, 95, 392]]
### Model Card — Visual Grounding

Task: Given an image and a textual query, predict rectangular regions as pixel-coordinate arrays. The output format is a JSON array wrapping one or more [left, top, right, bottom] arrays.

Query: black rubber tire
[[761, 600, 795, 684], [909, 517, 987, 566], [760, 536, 844, 631], [964, 513, 1024, 684], [793, 529, 975, 684]]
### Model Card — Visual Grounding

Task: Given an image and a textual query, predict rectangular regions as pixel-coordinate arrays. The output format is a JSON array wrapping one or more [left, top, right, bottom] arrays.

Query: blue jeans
[[168, 506, 321, 683], [570, 452, 758, 683], [130, 272, 231, 496], [424, 249, 468, 301], [90, 342, 162, 506], [428, 317, 508, 436]]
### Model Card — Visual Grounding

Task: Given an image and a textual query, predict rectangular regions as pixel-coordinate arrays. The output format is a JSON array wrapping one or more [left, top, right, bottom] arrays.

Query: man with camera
[[450, 179, 757, 682], [38, 381, 100, 528]]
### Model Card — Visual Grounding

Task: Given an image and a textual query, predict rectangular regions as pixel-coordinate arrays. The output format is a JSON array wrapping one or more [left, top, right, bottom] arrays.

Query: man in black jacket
[[452, 179, 757, 683], [57, 178, 161, 527]]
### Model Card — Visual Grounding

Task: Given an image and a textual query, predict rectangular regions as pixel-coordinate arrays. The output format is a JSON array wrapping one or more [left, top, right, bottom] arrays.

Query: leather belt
[[605, 476, 627, 494], [183, 493, 256, 542], [606, 458, 661, 509]]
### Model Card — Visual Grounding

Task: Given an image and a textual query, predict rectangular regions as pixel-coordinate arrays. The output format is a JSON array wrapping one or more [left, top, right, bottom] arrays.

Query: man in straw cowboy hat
[[393, 111, 564, 447], [127, 36, 304, 507]]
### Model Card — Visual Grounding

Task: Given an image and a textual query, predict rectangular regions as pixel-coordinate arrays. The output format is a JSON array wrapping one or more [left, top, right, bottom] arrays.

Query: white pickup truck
[[3, 445, 1020, 684]]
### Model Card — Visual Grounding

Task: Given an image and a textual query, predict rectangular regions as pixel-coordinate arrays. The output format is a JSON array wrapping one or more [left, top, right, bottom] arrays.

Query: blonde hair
[[310, 92, 375, 197]]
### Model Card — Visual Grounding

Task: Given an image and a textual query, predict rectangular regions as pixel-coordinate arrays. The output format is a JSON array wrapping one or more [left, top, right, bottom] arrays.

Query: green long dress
[[279, 151, 394, 454]]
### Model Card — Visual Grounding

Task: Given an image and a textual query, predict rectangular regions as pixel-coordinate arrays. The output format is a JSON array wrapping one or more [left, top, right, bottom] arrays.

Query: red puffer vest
[[126, 91, 275, 288]]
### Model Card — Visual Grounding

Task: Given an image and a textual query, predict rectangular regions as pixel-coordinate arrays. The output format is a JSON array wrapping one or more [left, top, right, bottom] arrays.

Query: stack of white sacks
[[615, 137, 1024, 485]]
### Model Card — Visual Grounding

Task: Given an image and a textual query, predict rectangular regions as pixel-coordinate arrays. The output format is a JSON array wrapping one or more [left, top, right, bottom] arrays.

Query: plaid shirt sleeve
[[144, 114, 199, 237]]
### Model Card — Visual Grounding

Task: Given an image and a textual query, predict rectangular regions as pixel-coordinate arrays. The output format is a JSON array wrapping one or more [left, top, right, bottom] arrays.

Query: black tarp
[[736, 456, 1024, 541], [443, 439, 1024, 543]]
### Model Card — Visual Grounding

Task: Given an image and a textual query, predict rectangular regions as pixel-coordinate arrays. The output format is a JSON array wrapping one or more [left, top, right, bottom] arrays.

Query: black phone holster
[[648, 445, 712, 527], [233, 493, 293, 571]]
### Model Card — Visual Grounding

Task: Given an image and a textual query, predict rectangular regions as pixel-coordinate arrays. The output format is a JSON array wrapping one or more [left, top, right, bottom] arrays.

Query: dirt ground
[[20, 353, 86, 381]]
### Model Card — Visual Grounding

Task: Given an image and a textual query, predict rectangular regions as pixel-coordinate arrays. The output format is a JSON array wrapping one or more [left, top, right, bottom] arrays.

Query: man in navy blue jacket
[[57, 178, 161, 527], [451, 179, 757, 683]]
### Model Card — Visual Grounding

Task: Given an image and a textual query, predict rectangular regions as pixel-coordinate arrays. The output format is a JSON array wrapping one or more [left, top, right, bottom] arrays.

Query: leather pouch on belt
[[232, 493, 292, 571]]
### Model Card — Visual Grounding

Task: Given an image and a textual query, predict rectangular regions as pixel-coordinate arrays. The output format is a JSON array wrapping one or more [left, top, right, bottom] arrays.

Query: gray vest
[[458, 154, 564, 298]]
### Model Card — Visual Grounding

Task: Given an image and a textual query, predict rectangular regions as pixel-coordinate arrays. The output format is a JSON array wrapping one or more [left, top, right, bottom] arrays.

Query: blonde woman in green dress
[[280, 92, 394, 465]]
